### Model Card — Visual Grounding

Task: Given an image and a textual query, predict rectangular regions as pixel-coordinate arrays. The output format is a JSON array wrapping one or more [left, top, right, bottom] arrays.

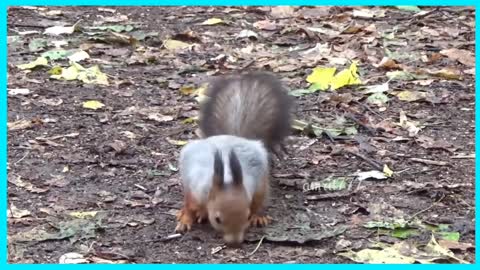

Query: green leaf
[[396, 6, 422, 12], [391, 228, 420, 239], [367, 92, 389, 106], [386, 70, 418, 81], [42, 49, 69, 60], [28, 38, 48, 52], [436, 231, 460, 242]]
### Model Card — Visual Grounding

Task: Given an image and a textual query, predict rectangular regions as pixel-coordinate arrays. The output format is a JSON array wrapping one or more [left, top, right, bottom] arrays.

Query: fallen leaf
[[10, 216, 102, 243], [200, 18, 224, 25], [253, 20, 277, 31], [237, 29, 258, 39], [396, 90, 429, 102], [69, 211, 98, 219], [362, 82, 389, 94], [353, 8, 386, 18], [374, 57, 401, 69], [386, 70, 417, 81], [42, 49, 69, 60], [8, 88, 31, 96], [16, 57, 49, 70], [67, 50, 90, 62], [83, 100, 105, 110], [391, 228, 421, 239], [8, 176, 49, 193], [399, 110, 420, 137], [438, 240, 474, 251], [396, 6, 421, 12], [166, 138, 188, 146], [147, 113, 174, 123], [28, 38, 48, 52], [163, 39, 192, 51], [440, 48, 475, 67], [366, 93, 389, 106], [428, 68, 462, 80], [51, 62, 109, 85], [44, 22, 79, 35], [354, 170, 388, 181], [59, 252, 88, 264], [383, 165, 394, 177], [339, 243, 416, 263], [306, 67, 337, 91], [7, 120, 34, 131], [7, 204, 32, 218], [330, 61, 362, 90], [271, 6, 295, 18]]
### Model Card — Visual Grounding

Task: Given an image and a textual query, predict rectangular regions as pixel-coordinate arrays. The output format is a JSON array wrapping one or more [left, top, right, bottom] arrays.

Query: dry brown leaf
[[253, 20, 277, 31], [440, 48, 475, 67], [8, 176, 49, 193], [271, 6, 295, 18]]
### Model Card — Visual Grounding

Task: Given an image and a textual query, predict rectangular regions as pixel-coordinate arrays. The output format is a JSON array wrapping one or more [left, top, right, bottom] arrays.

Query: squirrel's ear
[[229, 150, 243, 187], [213, 150, 224, 188]]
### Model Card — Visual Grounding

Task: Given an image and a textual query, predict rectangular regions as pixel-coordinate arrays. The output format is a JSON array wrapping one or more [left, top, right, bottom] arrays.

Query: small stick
[[451, 154, 475, 159], [248, 236, 266, 256], [344, 149, 383, 171], [410, 158, 448, 166]]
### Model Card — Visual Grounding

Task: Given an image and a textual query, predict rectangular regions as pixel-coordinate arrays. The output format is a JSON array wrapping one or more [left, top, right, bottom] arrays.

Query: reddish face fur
[[206, 150, 251, 246], [207, 184, 250, 246]]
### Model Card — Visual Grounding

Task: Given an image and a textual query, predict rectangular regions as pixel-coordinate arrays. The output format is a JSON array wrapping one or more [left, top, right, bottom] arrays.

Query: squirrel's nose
[[224, 234, 244, 247]]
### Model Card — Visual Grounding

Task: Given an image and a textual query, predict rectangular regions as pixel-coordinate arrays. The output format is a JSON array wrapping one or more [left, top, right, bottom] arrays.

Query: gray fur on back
[[179, 135, 269, 203]]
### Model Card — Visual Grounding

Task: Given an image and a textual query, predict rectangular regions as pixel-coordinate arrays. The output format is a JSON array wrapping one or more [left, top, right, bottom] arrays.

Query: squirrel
[[174, 72, 293, 246]]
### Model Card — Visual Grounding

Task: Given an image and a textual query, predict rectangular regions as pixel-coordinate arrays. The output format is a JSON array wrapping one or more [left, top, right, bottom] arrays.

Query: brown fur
[[175, 190, 208, 232], [249, 173, 271, 227]]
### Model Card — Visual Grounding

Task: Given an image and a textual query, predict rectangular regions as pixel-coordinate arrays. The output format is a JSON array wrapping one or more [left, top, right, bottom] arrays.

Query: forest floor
[[7, 6, 475, 263]]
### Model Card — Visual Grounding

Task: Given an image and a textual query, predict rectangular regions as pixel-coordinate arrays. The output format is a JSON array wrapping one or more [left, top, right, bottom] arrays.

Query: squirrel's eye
[[215, 216, 222, 224]]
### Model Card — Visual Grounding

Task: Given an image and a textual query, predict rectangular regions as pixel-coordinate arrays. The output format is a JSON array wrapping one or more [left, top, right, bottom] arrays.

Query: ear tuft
[[229, 150, 243, 187], [213, 150, 224, 188]]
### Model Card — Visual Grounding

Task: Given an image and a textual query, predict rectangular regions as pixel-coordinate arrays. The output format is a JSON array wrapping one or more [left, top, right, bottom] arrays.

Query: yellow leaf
[[17, 57, 48, 70], [182, 116, 198, 124], [166, 138, 188, 146], [78, 65, 109, 85], [180, 86, 196, 95], [69, 211, 98, 219], [396, 90, 427, 102], [383, 164, 394, 177], [83, 100, 105, 110], [429, 68, 462, 80], [331, 61, 362, 90], [306, 67, 336, 91], [164, 39, 191, 51], [48, 66, 63, 75], [200, 18, 224, 25]]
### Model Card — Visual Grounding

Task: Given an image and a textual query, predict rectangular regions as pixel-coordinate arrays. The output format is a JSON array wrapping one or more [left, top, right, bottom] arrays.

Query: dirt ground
[[7, 6, 475, 263]]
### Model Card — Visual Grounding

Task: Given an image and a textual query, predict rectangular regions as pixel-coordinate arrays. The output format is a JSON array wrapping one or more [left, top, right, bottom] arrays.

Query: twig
[[451, 154, 475, 159], [410, 158, 448, 166], [248, 236, 265, 256], [14, 151, 29, 165], [344, 149, 383, 171], [408, 193, 445, 221]]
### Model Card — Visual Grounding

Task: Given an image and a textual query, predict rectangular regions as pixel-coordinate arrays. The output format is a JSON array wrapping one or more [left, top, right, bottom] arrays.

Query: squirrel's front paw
[[175, 208, 194, 232], [249, 214, 272, 227]]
